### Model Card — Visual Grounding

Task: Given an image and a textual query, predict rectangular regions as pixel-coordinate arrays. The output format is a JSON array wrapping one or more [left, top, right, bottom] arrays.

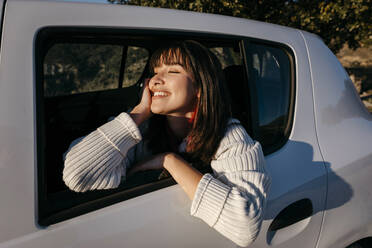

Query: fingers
[[141, 78, 150, 93], [138, 78, 150, 103], [144, 77, 150, 86], [130, 78, 153, 125], [140, 78, 152, 105]]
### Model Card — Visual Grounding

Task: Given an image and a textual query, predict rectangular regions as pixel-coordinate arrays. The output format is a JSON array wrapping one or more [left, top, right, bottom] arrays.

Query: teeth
[[153, 91, 169, 96]]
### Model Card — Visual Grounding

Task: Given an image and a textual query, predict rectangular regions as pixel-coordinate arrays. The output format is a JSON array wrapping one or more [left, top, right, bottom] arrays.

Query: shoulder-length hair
[[146, 40, 231, 166]]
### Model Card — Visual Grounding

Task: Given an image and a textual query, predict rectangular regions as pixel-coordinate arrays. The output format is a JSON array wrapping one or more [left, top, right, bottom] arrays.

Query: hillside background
[[337, 45, 372, 112]]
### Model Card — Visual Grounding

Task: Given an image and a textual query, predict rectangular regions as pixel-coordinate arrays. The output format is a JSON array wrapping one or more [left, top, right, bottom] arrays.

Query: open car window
[[36, 28, 293, 225]]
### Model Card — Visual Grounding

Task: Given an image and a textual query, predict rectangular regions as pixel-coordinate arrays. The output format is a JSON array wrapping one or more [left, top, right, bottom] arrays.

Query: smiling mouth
[[152, 91, 170, 97]]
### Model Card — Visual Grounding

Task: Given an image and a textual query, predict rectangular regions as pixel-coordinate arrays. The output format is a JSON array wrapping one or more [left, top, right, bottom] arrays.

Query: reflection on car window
[[210, 47, 242, 69], [249, 43, 292, 148], [44, 43, 123, 97], [44, 44, 149, 97], [123, 46, 149, 87]]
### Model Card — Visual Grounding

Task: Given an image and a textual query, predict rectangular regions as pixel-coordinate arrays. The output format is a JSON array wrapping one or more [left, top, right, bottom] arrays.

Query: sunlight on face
[[149, 63, 198, 118]]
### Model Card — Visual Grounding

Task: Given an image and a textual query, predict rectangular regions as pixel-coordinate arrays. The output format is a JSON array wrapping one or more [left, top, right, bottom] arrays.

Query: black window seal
[[241, 40, 260, 140], [118, 45, 128, 88], [0, 0, 7, 55]]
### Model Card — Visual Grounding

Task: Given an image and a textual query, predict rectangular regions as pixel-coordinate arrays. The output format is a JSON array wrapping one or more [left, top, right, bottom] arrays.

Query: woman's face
[[149, 63, 198, 118]]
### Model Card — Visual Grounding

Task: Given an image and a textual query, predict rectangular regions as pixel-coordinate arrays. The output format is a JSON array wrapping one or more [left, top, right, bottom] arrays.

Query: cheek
[[186, 84, 198, 104], [176, 84, 196, 103]]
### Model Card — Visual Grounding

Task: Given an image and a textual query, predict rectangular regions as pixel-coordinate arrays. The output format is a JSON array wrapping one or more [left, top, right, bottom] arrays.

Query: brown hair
[[146, 40, 231, 166]]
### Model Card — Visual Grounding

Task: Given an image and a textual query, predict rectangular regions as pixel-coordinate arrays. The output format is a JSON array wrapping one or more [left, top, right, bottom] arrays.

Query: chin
[[150, 105, 166, 115]]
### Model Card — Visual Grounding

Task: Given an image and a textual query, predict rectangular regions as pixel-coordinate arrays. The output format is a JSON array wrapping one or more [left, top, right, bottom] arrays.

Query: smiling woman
[[63, 40, 271, 247], [148, 63, 197, 118]]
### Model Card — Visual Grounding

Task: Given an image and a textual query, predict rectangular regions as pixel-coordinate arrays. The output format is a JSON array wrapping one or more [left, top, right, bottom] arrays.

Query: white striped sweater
[[63, 112, 271, 247]]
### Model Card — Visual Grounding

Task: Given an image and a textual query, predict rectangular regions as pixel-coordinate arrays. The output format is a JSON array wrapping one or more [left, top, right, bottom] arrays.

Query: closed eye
[[169, 71, 180, 73]]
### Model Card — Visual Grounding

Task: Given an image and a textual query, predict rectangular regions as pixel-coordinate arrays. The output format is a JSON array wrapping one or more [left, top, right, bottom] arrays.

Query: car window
[[247, 42, 294, 153], [211, 45, 252, 133], [36, 28, 247, 226], [123, 46, 149, 87], [44, 43, 148, 97], [210, 47, 242, 69], [44, 43, 122, 96]]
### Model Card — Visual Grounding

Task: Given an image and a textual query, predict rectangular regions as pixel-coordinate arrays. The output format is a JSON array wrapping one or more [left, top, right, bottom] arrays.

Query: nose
[[149, 73, 164, 88]]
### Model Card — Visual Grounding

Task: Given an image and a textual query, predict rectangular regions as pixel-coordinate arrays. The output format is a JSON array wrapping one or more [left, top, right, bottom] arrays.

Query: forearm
[[63, 112, 142, 192], [163, 153, 203, 200]]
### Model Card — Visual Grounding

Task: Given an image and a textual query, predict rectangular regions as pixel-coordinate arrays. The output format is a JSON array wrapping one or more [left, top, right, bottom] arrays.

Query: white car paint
[[0, 0, 371, 247]]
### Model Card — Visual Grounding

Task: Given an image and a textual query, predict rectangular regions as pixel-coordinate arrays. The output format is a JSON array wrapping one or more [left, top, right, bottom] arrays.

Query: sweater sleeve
[[190, 123, 271, 247], [63, 112, 142, 192]]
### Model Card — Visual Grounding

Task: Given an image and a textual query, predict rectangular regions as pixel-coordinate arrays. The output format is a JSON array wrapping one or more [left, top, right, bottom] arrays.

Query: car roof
[[10, 0, 302, 37]]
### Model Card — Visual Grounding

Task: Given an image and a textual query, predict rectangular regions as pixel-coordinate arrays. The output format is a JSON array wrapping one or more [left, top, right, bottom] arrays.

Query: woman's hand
[[130, 78, 152, 126], [127, 153, 166, 177], [128, 153, 203, 200]]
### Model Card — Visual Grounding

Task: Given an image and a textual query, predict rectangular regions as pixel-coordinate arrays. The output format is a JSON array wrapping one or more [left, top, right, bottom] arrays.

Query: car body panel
[[302, 31, 372, 248], [0, 0, 369, 247], [1, 0, 325, 247]]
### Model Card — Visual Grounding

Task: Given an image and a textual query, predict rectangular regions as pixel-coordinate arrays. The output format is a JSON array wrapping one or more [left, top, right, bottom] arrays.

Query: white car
[[0, 0, 371, 247]]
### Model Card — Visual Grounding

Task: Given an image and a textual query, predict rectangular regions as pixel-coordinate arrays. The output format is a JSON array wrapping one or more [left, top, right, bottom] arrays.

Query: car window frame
[[35, 27, 295, 226], [242, 39, 296, 155]]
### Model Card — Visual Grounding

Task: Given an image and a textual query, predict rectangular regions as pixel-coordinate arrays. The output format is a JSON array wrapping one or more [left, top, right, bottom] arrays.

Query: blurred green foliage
[[44, 44, 148, 96], [108, 0, 371, 54], [44, 44, 122, 96], [43, 39, 240, 97]]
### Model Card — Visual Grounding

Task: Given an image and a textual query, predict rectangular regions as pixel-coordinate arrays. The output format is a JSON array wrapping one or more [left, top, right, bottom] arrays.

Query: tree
[[107, 0, 371, 54]]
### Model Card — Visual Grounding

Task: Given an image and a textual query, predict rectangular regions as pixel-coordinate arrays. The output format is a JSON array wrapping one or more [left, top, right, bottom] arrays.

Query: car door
[[0, 1, 326, 247], [240, 40, 328, 248]]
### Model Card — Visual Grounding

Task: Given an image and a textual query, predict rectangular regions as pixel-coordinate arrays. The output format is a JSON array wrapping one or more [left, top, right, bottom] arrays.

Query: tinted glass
[[210, 47, 242, 69], [44, 43, 123, 96], [123, 46, 149, 87], [249, 43, 291, 148]]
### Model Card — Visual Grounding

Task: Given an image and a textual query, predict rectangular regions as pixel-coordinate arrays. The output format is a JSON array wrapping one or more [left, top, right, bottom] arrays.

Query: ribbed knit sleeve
[[190, 122, 271, 247], [63, 112, 142, 192]]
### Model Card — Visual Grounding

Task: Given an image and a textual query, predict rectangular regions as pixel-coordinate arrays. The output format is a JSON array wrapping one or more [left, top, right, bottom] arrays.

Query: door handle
[[269, 198, 313, 231], [266, 199, 314, 245]]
